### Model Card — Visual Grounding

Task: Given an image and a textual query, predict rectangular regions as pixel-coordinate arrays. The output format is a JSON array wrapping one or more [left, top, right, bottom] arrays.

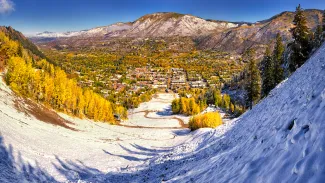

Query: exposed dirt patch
[[152, 94, 159, 99], [14, 98, 77, 131], [121, 110, 188, 129], [117, 122, 183, 129], [101, 137, 122, 142], [142, 110, 188, 128]]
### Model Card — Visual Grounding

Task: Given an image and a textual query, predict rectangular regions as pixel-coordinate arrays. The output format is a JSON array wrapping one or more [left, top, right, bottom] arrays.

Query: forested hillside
[[0, 26, 47, 60], [0, 29, 127, 124]]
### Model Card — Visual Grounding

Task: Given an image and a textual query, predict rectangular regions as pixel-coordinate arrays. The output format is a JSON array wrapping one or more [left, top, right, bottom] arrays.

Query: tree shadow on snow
[[52, 155, 103, 180], [0, 135, 57, 183], [156, 106, 173, 116], [0, 129, 222, 182], [172, 129, 191, 136], [103, 149, 150, 162]]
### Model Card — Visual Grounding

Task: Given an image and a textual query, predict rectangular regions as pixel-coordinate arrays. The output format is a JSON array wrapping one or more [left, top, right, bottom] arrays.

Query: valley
[[1, 1, 325, 182], [41, 47, 243, 108], [29, 9, 323, 110]]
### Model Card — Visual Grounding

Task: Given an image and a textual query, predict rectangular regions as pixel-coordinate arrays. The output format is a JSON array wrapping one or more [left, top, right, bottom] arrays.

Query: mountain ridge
[[31, 9, 323, 55], [33, 12, 239, 38], [32, 9, 323, 38]]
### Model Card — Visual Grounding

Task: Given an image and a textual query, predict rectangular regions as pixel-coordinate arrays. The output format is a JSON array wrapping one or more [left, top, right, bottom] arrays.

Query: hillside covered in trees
[[0, 29, 127, 124]]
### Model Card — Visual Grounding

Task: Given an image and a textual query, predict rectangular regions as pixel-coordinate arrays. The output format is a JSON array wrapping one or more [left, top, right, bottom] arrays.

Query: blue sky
[[0, 0, 324, 35]]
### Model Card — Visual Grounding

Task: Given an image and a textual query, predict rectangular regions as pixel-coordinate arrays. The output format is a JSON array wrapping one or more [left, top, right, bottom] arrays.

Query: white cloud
[[0, 0, 15, 15]]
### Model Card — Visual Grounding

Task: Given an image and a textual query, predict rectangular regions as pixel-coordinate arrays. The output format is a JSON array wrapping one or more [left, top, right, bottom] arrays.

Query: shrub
[[172, 98, 180, 114], [189, 112, 223, 130]]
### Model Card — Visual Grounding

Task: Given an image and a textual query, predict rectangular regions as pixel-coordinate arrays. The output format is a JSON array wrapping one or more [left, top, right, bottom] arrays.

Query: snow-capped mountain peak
[[33, 12, 238, 38]]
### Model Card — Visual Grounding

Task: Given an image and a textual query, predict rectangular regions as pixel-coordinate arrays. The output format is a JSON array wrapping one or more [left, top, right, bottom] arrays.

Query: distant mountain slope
[[35, 12, 238, 38], [31, 10, 323, 55], [197, 9, 323, 54]]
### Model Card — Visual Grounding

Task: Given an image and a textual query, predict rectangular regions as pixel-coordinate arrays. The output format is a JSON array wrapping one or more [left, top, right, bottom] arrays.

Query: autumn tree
[[222, 94, 231, 110], [189, 112, 222, 130], [213, 90, 223, 107], [179, 97, 188, 114], [2, 31, 122, 124], [172, 98, 180, 114]]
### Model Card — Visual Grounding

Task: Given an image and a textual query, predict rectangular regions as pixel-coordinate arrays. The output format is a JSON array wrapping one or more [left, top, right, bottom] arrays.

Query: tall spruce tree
[[323, 10, 325, 32], [289, 4, 312, 73], [314, 25, 323, 49], [273, 33, 285, 85], [261, 45, 274, 97], [244, 49, 261, 109]]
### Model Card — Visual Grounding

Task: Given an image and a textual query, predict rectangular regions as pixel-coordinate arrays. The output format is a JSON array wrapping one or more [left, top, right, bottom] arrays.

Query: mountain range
[[35, 13, 238, 38], [31, 10, 324, 54]]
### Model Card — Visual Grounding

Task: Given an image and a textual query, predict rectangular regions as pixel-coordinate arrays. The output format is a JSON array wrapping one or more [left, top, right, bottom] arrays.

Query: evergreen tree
[[323, 10, 325, 32], [289, 4, 312, 73], [261, 45, 274, 97], [244, 49, 261, 109], [273, 33, 285, 85], [314, 25, 323, 49]]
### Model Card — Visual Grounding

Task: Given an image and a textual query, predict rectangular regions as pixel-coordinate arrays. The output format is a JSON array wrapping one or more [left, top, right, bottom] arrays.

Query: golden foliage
[[1, 32, 123, 124], [189, 112, 222, 130], [171, 97, 200, 116]]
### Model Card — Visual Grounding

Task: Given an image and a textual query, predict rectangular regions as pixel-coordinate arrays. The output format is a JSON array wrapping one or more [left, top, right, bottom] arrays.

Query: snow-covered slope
[[124, 13, 237, 37], [87, 44, 325, 182], [0, 82, 195, 182], [35, 23, 132, 38], [34, 12, 238, 38], [1, 43, 325, 182]]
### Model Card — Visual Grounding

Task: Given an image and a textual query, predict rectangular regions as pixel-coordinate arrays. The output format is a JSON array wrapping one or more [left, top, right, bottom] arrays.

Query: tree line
[[244, 5, 325, 109], [172, 88, 245, 117]]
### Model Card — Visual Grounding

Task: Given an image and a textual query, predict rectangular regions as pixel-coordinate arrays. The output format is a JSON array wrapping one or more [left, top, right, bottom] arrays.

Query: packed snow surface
[[1, 43, 325, 182]]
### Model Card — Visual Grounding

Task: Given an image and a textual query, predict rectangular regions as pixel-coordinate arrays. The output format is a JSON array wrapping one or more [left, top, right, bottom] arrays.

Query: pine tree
[[261, 45, 274, 97], [273, 33, 285, 85], [323, 10, 325, 32], [289, 4, 312, 73], [244, 49, 261, 109], [314, 25, 323, 49]]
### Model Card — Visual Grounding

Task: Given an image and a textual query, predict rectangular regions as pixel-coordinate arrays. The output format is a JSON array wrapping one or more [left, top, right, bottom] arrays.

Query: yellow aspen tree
[[76, 88, 85, 117], [43, 74, 55, 106]]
